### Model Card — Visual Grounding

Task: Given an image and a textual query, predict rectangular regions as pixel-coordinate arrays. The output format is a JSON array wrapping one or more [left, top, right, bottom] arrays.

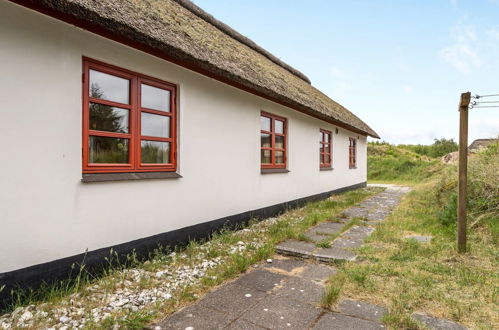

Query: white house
[[0, 0, 379, 304]]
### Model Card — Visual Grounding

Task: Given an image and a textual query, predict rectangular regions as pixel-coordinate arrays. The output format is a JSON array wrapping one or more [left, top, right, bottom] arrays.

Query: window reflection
[[260, 116, 271, 131], [89, 70, 130, 104], [275, 151, 284, 164], [275, 120, 284, 134], [89, 136, 129, 163], [261, 133, 271, 148], [141, 141, 170, 163], [89, 103, 129, 133], [141, 113, 170, 137], [141, 84, 170, 112], [275, 135, 285, 149], [261, 149, 272, 164]]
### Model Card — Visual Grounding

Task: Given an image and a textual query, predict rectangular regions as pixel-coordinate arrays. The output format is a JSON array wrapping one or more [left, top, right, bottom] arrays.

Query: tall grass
[[434, 142, 499, 235]]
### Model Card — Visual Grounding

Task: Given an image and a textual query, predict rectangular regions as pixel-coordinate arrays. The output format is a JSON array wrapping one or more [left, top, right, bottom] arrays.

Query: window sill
[[261, 168, 290, 174], [320, 167, 333, 171], [349, 167, 357, 170], [81, 172, 182, 183]]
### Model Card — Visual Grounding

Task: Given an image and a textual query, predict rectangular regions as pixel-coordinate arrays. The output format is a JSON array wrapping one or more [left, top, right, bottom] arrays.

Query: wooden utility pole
[[457, 92, 471, 253]]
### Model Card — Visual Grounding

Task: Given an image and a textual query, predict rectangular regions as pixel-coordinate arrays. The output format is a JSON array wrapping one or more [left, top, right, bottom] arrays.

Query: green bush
[[398, 138, 458, 158], [368, 143, 444, 183], [434, 142, 499, 229]]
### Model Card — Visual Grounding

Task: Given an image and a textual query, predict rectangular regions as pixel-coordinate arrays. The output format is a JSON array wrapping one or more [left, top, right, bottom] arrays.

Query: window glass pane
[[141, 84, 170, 112], [141, 112, 170, 137], [141, 141, 170, 163], [261, 149, 272, 164], [275, 120, 284, 134], [324, 144, 330, 153], [89, 69, 129, 104], [324, 133, 330, 142], [275, 151, 285, 164], [89, 136, 128, 163], [260, 116, 271, 131], [89, 103, 129, 133], [275, 135, 285, 149], [261, 133, 271, 148]]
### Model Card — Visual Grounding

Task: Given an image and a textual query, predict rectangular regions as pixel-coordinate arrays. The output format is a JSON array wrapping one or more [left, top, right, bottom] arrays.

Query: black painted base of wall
[[0, 182, 366, 310]]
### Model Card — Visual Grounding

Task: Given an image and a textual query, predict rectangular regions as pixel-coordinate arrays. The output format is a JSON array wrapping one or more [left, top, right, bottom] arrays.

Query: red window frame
[[349, 137, 357, 168], [320, 129, 332, 168], [260, 111, 287, 169], [82, 57, 177, 173]]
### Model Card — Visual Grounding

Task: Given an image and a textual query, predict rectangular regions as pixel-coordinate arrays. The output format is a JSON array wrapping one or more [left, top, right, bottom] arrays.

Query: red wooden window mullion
[[349, 137, 357, 168], [261, 111, 287, 169], [83, 57, 177, 173], [320, 129, 332, 168]]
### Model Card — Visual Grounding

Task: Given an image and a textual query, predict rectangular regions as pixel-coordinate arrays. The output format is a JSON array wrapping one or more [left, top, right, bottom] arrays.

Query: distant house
[[469, 139, 498, 152], [0, 0, 378, 301]]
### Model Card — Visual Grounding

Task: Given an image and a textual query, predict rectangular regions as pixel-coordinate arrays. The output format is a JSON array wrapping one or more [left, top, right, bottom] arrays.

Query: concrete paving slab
[[241, 295, 322, 330], [299, 263, 337, 281], [273, 276, 324, 305], [276, 240, 316, 258], [196, 282, 266, 318], [331, 237, 364, 249], [338, 299, 388, 322], [311, 222, 345, 235], [312, 312, 385, 330], [413, 313, 467, 330], [157, 305, 233, 330], [237, 269, 287, 292], [303, 231, 330, 243], [345, 226, 375, 239], [313, 247, 357, 261], [342, 207, 369, 219], [224, 318, 267, 329], [263, 257, 306, 272]]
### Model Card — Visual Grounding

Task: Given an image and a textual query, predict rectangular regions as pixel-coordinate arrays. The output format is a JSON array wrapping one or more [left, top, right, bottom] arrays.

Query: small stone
[[266, 258, 273, 263], [280, 316, 284, 319], [244, 294, 252, 298], [264, 308, 269, 312], [185, 327, 194, 330], [59, 316, 70, 323], [19, 311, 33, 322]]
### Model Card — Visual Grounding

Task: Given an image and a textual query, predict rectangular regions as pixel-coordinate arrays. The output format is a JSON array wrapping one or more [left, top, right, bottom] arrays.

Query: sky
[[194, 0, 499, 145]]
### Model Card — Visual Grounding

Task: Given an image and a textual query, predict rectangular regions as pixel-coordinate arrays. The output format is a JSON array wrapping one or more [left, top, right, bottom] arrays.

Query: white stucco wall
[[0, 1, 367, 273]]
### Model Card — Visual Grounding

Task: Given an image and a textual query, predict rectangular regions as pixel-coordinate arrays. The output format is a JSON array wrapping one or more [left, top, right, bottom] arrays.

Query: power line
[[473, 93, 499, 99]]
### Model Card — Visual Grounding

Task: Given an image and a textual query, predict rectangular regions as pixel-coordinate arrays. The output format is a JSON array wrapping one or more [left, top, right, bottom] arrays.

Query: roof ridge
[[172, 0, 312, 84]]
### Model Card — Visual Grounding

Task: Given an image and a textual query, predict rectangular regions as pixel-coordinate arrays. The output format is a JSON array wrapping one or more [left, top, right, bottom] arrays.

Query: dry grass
[[333, 180, 498, 329]]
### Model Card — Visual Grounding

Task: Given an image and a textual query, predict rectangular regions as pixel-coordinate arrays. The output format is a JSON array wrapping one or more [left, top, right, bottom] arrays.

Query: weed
[[315, 240, 331, 248], [320, 274, 345, 309]]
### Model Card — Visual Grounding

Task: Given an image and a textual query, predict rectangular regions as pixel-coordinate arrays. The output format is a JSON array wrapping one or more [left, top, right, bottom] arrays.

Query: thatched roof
[[469, 139, 498, 151], [14, 0, 379, 137]]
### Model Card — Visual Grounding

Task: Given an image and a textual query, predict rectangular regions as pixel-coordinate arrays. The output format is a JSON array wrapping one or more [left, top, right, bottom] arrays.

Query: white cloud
[[438, 22, 481, 74]]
